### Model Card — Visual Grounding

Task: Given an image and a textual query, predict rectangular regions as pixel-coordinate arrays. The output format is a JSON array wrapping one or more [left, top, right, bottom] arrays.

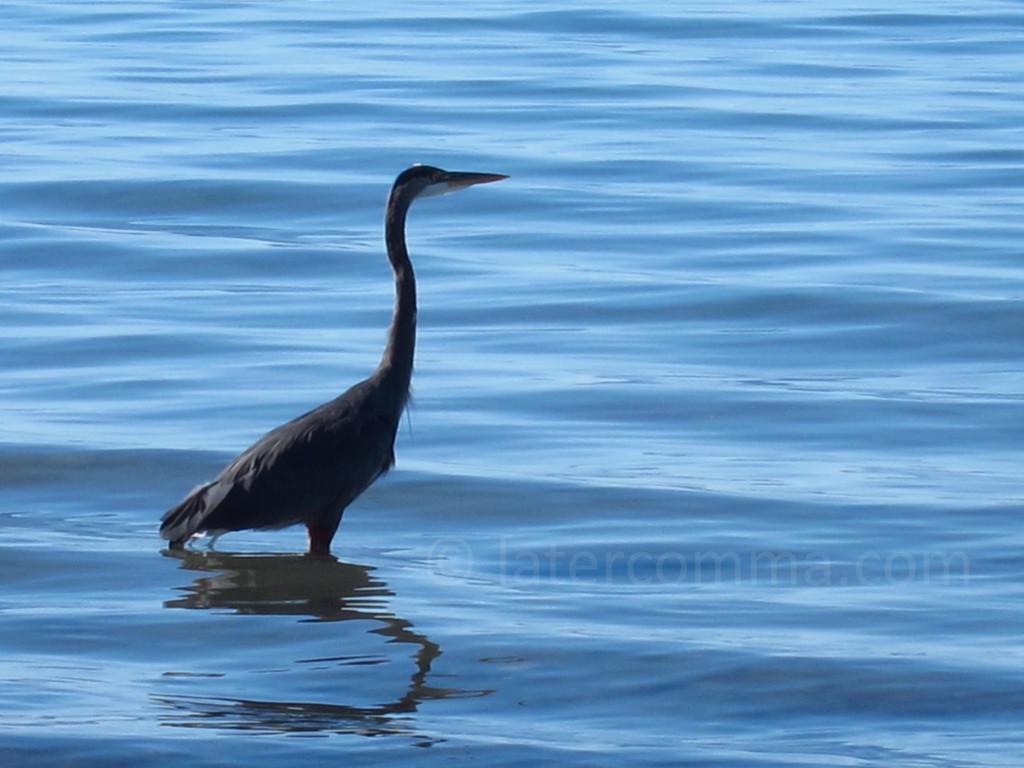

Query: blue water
[[2, 1, 1023, 765]]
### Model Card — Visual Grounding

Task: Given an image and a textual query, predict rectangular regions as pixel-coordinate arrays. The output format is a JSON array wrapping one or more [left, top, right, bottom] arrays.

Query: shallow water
[[2, 1, 1024, 765]]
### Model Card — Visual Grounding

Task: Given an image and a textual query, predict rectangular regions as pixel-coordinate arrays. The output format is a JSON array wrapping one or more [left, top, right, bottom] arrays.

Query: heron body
[[160, 165, 506, 555]]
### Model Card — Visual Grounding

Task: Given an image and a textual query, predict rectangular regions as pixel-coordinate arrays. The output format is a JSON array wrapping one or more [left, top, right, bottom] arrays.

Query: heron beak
[[418, 170, 508, 199], [441, 171, 509, 191]]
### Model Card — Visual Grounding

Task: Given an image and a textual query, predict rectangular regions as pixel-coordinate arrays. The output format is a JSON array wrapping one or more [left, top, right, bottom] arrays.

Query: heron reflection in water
[[157, 550, 490, 737], [160, 166, 507, 555]]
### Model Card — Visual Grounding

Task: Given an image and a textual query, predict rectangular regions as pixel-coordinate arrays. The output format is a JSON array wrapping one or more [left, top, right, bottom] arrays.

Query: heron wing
[[159, 380, 401, 543]]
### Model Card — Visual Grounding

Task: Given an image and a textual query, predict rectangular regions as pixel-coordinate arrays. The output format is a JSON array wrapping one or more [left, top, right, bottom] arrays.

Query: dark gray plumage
[[160, 165, 507, 555]]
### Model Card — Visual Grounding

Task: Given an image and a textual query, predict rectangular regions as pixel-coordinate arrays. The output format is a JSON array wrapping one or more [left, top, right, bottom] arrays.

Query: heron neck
[[380, 202, 417, 395]]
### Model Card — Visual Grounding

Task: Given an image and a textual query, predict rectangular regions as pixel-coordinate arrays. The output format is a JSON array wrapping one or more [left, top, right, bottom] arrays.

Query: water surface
[[2, 2, 1023, 765]]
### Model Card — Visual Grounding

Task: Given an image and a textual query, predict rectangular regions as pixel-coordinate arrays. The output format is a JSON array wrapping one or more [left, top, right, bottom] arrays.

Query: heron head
[[392, 164, 508, 205]]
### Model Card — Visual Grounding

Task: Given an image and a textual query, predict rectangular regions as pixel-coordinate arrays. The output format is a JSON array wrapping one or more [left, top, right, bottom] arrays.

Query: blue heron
[[160, 165, 507, 555]]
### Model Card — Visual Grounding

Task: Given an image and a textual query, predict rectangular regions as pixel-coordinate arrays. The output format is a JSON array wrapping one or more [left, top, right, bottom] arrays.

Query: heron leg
[[306, 516, 341, 557]]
